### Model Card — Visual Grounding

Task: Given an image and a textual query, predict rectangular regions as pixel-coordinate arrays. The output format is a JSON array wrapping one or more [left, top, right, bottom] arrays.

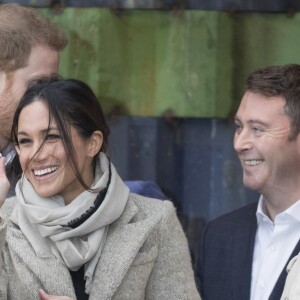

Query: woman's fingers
[[0, 156, 10, 207], [38, 289, 75, 300]]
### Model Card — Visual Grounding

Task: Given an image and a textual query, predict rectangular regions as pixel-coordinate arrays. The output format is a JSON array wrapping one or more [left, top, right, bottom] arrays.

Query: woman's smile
[[32, 165, 59, 178], [16, 100, 95, 203]]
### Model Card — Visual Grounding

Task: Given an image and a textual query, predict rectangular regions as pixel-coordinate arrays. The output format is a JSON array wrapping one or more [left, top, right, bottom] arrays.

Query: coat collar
[[89, 196, 161, 299], [7, 194, 162, 298]]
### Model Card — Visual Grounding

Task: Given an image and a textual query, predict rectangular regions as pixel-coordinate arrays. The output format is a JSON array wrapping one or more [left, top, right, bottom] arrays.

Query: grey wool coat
[[0, 194, 200, 300]]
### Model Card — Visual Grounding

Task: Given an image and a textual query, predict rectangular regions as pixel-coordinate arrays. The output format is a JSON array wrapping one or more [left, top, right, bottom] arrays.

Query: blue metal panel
[[5, 0, 300, 11], [186, 0, 300, 12], [109, 116, 258, 219], [108, 116, 258, 255], [109, 117, 159, 179]]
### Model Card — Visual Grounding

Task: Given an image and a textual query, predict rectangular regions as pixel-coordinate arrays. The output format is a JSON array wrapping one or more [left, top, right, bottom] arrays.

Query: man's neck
[[262, 190, 300, 221]]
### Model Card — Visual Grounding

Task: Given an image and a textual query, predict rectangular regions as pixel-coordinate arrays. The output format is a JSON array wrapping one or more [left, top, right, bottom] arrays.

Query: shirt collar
[[256, 195, 300, 224], [256, 196, 271, 224]]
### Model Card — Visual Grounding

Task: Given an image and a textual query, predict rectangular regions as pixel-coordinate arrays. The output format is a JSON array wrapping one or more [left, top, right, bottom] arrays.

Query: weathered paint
[[5, 0, 300, 11], [40, 8, 233, 117], [38, 8, 300, 117], [108, 116, 258, 255]]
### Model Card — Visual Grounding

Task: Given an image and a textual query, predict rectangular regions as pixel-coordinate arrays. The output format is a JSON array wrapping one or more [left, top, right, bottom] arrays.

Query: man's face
[[0, 45, 59, 148], [234, 91, 300, 195]]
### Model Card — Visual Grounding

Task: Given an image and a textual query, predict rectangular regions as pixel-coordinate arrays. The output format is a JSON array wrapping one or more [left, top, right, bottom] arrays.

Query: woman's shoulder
[[128, 193, 176, 219], [0, 196, 17, 219]]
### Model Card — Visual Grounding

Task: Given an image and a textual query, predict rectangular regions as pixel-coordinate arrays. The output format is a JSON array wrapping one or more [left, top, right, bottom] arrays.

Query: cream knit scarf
[[13, 153, 129, 293]]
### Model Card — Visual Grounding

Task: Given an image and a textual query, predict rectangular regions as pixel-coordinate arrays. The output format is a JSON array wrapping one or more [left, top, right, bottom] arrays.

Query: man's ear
[[88, 131, 103, 157], [0, 71, 8, 94]]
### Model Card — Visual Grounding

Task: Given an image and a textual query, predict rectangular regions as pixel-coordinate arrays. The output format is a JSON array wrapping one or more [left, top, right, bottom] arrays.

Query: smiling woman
[[0, 77, 200, 300], [14, 100, 101, 204]]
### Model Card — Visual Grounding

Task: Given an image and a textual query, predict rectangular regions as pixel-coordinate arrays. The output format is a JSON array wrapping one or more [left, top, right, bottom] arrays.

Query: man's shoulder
[[199, 202, 258, 257], [198, 202, 258, 300], [206, 201, 258, 232]]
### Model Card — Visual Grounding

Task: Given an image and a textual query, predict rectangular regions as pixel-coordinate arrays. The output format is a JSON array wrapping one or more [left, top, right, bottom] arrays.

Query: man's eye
[[252, 127, 262, 133], [234, 122, 242, 133]]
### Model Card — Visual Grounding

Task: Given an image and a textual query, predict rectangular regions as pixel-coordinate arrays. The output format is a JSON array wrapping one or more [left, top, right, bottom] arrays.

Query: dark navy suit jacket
[[196, 202, 300, 300]]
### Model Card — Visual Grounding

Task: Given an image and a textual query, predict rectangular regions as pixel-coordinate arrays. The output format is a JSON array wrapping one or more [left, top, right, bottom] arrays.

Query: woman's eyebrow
[[17, 127, 59, 136]]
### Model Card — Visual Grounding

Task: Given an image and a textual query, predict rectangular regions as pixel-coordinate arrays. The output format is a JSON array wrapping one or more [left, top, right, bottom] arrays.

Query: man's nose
[[233, 130, 253, 153]]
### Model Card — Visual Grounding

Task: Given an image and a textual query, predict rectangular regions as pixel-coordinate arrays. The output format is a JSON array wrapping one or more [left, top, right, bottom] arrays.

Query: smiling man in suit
[[196, 64, 300, 300]]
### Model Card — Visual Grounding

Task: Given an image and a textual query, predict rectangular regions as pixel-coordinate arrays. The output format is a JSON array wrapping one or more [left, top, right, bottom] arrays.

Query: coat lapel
[[89, 198, 161, 300], [269, 238, 300, 300], [232, 203, 257, 300], [7, 223, 76, 297], [230, 202, 300, 300]]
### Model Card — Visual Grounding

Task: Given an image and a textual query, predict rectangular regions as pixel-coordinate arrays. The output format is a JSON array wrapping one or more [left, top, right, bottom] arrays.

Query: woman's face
[[16, 100, 96, 204]]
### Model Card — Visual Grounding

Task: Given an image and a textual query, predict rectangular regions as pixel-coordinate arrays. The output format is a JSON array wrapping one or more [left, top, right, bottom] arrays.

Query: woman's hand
[[0, 156, 10, 208], [38, 289, 75, 300]]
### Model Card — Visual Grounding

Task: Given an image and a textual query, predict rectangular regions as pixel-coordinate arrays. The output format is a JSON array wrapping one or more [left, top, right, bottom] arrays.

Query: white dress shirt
[[250, 196, 300, 300]]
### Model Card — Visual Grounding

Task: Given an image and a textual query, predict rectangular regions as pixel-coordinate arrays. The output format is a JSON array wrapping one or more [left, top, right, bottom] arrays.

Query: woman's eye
[[46, 134, 60, 141], [45, 134, 61, 143], [18, 138, 31, 145]]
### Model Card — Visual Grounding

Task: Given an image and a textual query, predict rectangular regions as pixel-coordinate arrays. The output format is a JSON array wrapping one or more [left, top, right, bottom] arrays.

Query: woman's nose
[[31, 142, 48, 161]]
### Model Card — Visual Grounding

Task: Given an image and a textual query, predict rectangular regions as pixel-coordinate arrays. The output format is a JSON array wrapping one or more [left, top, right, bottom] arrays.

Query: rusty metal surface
[[35, 7, 300, 118], [108, 116, 258, 256], [3, 0, 300, 11], [40, 8, 235, 118]]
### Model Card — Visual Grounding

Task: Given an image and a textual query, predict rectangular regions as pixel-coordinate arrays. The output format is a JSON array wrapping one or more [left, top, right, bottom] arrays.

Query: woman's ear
[[15, 145, 20, 156], [88, 131, 103, 157]]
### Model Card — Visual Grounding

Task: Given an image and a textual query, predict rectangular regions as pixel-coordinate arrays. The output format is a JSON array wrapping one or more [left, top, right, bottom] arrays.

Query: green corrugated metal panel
[[39, 8, 300, 117], [230, 13, 300, 113]]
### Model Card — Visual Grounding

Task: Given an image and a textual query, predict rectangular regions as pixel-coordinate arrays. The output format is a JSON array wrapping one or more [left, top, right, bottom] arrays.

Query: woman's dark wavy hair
[[11, 76, 110, 191]]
